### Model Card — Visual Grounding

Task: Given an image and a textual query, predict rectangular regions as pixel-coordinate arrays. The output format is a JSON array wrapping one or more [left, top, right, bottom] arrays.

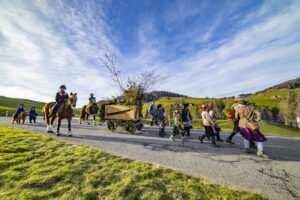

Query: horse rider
[[49, 85, 69, 117], [87, 93, 96, 114], [13, 104, 25, 120]]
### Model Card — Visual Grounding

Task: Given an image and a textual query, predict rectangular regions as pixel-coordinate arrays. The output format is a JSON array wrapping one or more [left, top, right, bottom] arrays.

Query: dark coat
[[29, 109, 38, 117], [182, 108, 192, 122], [55, 92, 69, 104]]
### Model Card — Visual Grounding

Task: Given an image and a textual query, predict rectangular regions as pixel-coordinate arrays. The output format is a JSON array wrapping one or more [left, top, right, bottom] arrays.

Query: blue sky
[[0, 0, 300, 106]]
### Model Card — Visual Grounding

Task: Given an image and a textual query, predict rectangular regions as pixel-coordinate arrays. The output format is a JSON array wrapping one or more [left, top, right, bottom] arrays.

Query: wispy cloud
[[0, 0, 299, 107]]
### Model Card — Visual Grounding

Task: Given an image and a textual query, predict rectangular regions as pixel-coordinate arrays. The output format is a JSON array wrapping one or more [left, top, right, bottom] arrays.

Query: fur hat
[[157, 104, 162, 109], [60, 84, 66, 89]]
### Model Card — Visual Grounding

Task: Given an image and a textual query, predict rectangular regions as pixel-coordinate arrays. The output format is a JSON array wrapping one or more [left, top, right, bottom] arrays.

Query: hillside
[[256, 77, 300, 93], [145, 91, 188, 102], [143, 88, 300, 119], [0, 96, 46, 116]]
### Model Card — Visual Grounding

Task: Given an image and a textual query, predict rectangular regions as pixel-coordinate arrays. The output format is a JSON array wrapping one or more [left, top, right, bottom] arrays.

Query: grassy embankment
[[0, 126, 267, 199]]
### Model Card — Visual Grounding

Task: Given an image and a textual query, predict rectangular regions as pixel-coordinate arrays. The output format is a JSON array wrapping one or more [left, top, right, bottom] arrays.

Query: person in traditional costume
[[87, 93, 96, 114], [181, 103, 192, 138], [156, 104, 166, 137], [170, 103, 185, 141], [209, 102, 223, 142], [225, 96, 242, 144], [199, 105, 219, 147], [235, 100, 268, 158], [49, 85, 69, 117], [148, 102, 157, 126]]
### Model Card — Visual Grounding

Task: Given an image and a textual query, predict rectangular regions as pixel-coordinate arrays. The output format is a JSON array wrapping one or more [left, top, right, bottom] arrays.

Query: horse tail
[[80, 105, 86, 119]]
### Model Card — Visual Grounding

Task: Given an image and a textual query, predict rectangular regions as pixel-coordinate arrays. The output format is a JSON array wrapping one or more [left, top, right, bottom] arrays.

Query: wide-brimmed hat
[[234, 96, 243, 101]]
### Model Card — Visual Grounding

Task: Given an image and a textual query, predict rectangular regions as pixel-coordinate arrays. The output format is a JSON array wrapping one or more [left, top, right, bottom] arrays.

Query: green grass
[[0, 96, 81, 117], [0, 126, 266, 200], [142, 119, 300, 137]]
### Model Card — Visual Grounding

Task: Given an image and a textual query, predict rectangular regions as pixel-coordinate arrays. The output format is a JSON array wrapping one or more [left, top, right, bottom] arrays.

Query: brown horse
[[43, 92, 77, 136], [79, 104, 99, 125], [11, 111, 27, 124]]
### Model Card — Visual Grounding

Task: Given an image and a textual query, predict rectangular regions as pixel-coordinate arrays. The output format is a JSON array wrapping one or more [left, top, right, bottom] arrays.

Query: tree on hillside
[[280, 92, 300, 128]]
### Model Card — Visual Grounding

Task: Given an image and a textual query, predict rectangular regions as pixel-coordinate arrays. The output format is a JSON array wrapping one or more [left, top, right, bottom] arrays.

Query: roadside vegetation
[[0, 126, 267, 200]]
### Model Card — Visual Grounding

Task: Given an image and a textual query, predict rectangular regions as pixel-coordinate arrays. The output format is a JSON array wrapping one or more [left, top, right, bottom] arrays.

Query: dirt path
[[1, 117, 300, 200]]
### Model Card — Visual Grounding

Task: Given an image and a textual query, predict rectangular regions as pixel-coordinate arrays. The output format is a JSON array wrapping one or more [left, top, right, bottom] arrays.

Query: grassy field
[[142, 119, 300, 137], [0, 96, 81, 117], [142, 88, 300, 115], [0, 126, 266, 200]]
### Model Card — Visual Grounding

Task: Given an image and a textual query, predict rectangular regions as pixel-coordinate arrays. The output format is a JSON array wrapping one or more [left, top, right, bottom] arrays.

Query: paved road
[[1, 117, 300, 200]]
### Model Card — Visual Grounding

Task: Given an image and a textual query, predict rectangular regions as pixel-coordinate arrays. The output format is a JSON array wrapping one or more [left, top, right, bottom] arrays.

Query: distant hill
[[256, 77, 300, 94], [145, 91, 188, 102], [0, 96, 46, 116]]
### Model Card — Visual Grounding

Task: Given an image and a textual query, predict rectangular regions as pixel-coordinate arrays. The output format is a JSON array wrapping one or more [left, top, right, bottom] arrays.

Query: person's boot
[[162, 129, 166, 137], [199, 135, 206, 143], [211, 136, 220, 147], [244, 148, 253, 154], [150, 121, 154, 126], [216, 136, 224, 142], [169, 135, 175, 141], [257, 151, 268, 158], [225, 137, 234, 144]]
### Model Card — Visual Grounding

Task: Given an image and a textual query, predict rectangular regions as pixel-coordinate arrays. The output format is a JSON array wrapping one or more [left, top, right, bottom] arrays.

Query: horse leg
[[49, 116, 55, 133], [67, 117, 72, 136], [56, 117, 61, 136], [93, 115, 96, 126], [86, 114, 90, 125]]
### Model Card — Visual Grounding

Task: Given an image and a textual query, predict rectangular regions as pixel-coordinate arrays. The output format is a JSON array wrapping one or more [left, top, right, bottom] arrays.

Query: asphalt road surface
[[1, 117, 300, 200]]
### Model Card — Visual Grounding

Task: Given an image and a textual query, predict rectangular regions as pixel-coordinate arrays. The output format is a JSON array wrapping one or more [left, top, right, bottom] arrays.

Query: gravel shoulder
[[1, 117, 300, 200]]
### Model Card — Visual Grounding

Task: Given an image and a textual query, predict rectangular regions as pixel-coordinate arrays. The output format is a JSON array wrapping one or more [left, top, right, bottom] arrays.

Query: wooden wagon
[[102, 104, 144, 134]]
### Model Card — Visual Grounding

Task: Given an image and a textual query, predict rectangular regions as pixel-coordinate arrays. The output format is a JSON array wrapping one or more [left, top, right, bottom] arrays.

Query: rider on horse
[[13, 104, 25, 120], [87, 93, 96, 114], [49, 85, 69, 117]]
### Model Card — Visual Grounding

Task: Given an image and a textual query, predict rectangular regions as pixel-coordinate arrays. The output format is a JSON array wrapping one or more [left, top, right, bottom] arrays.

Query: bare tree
[[100, 53, 166, 93], [100, 53, 125, 91]]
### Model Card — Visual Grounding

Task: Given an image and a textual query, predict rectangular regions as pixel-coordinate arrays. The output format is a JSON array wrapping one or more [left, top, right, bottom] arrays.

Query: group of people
[[12, 104, 38, 123], [148, 96, 268, 158], [12, 85, 97, 123]]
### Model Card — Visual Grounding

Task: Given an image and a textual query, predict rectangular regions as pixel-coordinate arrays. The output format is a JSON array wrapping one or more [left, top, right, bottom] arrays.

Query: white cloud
[[0, 0, 118, 107]]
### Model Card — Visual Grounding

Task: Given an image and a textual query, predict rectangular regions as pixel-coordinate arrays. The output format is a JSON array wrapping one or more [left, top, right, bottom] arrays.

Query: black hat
[[183, 103, 189, 108], [60, 84, 66, 89], [157, 104, 162, 109]]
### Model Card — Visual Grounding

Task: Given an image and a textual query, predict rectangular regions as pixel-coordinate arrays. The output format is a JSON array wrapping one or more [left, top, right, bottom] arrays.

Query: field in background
[[0, 126, 266, 199], [0, 96, 81, 117], [143, 88, 300, 114]]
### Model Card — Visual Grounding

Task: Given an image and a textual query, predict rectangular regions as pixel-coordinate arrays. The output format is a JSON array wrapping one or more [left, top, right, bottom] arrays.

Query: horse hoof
[[48, 131, 54, 133], [68, 134, 72, 137], [56, 133, 60, 136]]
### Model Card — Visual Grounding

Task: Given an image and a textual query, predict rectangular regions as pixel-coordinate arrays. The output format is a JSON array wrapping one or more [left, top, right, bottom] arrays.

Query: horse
[[11, 111, 27, 124], [43, 92, 77, 136], [79, 104, 99, 125]]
